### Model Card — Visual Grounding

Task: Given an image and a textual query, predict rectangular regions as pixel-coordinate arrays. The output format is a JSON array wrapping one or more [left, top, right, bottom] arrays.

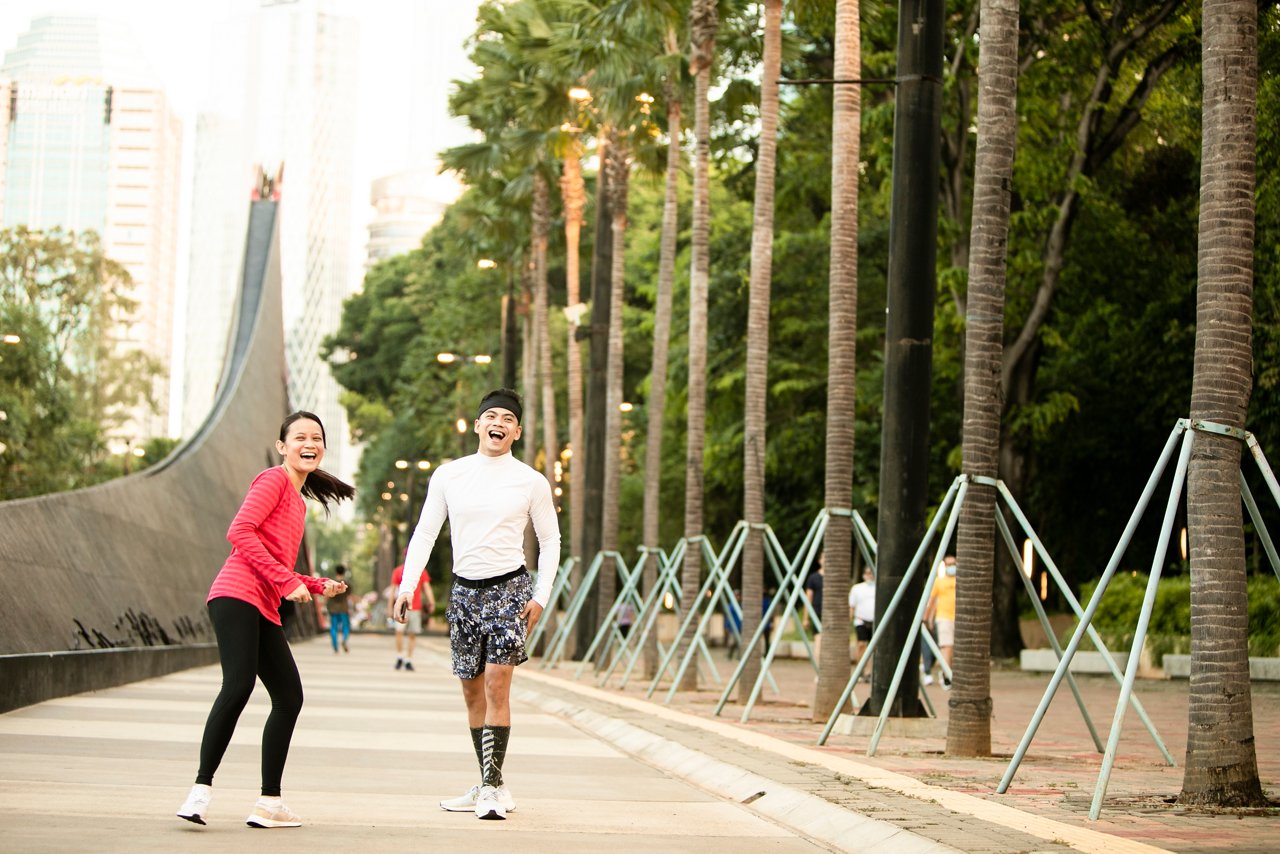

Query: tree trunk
[[532, 170, 559, 507], [561, 143, 587, 564], [814, 0, 860, 721], [740, 0, 782, 703], [642, 66, 682, 678], [947, 0, 1019, 758], [1180, 0, 1264, 808], [599, 138, 631, 642], [676, 0, 717, 692]]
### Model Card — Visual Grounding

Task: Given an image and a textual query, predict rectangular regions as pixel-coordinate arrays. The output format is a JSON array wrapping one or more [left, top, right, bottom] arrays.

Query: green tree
[[0, 226, 158, 498]]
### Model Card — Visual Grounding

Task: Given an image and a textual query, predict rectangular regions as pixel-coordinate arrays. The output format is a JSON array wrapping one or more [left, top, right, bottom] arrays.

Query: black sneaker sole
[[477, 810, 506, 820], [177, 814, 206, 825]]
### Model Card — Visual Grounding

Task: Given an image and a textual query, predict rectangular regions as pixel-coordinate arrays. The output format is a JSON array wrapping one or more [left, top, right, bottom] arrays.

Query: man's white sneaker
[[245, 797, 303, 828], [495, 784, 516, 813], [440, 783, 480, 812], [475, 785, 506, 820], [177, 783, 212, 825], [921, 673, 935, 686]]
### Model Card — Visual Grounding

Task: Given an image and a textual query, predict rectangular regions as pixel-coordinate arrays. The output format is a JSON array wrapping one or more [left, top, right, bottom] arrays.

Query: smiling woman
[[176, 410, 354, 829]]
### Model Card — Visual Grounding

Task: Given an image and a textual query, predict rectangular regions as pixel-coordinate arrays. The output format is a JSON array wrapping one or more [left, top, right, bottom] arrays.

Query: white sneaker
[[495, 784, 516, 813], [440, 783, 480, 812], [475, 785, 506, 820], [440, 783, 516, 813], [177, 783, 212, 825], [245, 797, 302, 828], [921, 673, 935, 686]]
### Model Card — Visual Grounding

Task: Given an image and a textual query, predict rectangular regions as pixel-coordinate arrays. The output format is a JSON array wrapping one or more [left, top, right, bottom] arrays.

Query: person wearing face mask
[[177, 412, 354, 829], [394, 388, 561, 821], [924, 555, 958, 690]]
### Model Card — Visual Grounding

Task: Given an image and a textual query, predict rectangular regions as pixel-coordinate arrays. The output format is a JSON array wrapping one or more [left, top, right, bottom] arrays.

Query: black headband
[[477, 392, 522, 423]]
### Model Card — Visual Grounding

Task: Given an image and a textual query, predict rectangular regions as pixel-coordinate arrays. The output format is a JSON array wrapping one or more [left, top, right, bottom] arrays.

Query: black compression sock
[[481, 725, 510, 787]]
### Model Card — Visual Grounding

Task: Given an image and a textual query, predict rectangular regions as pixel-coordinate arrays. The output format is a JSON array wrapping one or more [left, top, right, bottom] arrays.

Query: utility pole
[[866, 0, 944, 718]]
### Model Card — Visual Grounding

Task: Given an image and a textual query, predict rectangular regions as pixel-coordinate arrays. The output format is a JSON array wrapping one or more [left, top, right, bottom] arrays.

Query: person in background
[[804, 554, 825, 661], [390, 555, 434, 671], [924, 555, 958, 689], [176, 411, 354, 829], [327, 565, 352, 653], [848, 566, 876, 679]]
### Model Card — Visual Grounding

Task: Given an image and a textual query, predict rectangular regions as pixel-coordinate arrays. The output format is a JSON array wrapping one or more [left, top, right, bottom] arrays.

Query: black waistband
[[453, 566, 527, 589]]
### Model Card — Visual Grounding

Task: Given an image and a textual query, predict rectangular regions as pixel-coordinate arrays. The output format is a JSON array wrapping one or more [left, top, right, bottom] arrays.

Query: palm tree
[[600, 132, 632, 639], [674, 0, 718, 692], [1179, 0, 1264, 808], [560, 138, 588, 563], [946, 0, 1019, 756], [813, 0, 861, 721], [739, 0, 783, 703]]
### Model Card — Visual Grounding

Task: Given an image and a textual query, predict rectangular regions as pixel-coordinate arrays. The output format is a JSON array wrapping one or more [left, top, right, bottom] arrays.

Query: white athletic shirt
[[397, 451, 562, 606], [849, 580, 876, 626]]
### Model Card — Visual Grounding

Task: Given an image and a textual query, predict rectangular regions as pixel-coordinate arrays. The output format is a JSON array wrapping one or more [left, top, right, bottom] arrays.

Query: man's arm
[[395, 470, 449, 621], [520, 475, 562, 634]]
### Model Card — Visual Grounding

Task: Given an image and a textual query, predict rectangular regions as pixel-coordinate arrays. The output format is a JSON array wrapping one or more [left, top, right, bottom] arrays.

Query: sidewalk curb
[[516, 665, 1172, 854], [517, 682, 958, 854]]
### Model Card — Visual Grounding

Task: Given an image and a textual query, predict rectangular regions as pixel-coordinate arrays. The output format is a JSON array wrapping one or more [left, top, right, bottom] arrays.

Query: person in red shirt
[[177, 412, 354, 830], [389, 557, 434, 671]]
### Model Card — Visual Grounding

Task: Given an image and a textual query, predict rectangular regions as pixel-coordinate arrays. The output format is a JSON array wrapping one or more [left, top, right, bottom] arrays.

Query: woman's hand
[[322, 579, 348, 598], [285, 582, 312, 603]]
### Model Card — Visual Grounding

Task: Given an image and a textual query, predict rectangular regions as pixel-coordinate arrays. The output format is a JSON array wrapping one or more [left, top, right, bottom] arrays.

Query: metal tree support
[[865, 476, 969, 755], [527, 556, 578, 654], [601, 543, 690, 688], [573, 553, 647, 678], [715, 508, 879, 722], [540, 551, 611, 668], [646, 523, 752, 700], [717, 514, 826, 719], [817, 476, 964, 746]]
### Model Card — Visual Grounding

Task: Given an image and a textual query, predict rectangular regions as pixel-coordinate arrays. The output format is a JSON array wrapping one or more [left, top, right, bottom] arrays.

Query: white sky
[[0, 0, 482, 432]]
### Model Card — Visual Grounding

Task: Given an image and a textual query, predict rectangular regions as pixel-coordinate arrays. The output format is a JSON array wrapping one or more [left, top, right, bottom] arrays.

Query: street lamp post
[[395, 458, 432, 535]]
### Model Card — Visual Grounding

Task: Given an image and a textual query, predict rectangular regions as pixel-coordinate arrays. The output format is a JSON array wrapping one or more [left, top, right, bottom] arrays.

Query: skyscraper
[[183, 0, 358, 484], [0, 16, 182, 441]]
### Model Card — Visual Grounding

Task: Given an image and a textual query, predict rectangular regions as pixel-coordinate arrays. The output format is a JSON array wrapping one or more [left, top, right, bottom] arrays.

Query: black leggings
[[196, 597, 303, 796]]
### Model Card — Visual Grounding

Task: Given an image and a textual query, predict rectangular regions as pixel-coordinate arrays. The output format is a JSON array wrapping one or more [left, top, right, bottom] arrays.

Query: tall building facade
[[182, 1, 359, 485], [365, 166, 459, 269], [0, 16, 182, 440]]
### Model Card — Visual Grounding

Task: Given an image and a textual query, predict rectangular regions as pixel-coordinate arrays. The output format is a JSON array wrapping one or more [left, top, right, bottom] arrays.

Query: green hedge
[[1072, 572, 1280, 665]]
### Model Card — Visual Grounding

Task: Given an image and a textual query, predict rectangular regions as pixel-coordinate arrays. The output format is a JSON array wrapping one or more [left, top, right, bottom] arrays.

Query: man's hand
[[321, 579, 347, 598], [285, 582, 312, 603], [392, 593, 412, 624], [520, 600, 544, 636]]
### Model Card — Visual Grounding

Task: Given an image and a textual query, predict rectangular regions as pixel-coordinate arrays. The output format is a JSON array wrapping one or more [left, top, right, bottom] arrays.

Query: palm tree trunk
[[533, 170, 558, 499], [676, 0, 717, 692], [814, 0, 861, 721], [642, 69, 682, 678], [561, 146, 587, 565], [740, 0, 782, 704], [1180, 0, 1264, 808], [599, 137, 631, 640], [521, 264, 539, 570], [947, 0, 1019, 758]]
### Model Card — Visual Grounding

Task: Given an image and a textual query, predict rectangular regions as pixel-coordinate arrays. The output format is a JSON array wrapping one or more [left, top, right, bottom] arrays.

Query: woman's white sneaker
[[177, 783, 212, 825], [245, 797, 302, 828], [439, 783, 481, 811]]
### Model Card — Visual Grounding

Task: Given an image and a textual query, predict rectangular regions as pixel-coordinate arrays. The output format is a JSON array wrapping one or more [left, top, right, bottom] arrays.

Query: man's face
[[474, 406, 521, 457]]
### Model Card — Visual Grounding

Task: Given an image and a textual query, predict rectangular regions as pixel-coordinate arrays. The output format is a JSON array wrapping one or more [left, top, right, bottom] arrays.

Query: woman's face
[[277, 418, 325, 475]]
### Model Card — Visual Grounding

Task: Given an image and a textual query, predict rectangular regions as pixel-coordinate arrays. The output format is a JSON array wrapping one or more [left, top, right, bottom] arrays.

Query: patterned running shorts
[[446, 570, 533, 680]]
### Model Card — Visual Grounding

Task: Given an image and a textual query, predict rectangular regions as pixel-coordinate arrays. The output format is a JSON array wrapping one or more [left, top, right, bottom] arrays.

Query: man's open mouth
[[487, 430, 505, 440]]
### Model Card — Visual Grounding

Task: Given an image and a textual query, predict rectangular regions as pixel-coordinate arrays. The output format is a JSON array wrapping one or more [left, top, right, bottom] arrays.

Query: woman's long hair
[[279, 411, 355, 511]]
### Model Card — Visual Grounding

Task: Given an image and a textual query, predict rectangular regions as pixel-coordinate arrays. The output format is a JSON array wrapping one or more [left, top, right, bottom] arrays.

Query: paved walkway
[[2, 633, 1277, 853], [0, 634, 860, 853]]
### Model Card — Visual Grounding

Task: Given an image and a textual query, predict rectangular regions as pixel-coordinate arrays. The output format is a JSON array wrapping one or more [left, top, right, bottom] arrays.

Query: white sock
[[258, 795, 282, 806]]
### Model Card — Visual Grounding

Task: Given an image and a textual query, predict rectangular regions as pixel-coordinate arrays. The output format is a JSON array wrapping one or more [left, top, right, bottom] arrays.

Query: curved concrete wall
[[0, 201, 313, 710]]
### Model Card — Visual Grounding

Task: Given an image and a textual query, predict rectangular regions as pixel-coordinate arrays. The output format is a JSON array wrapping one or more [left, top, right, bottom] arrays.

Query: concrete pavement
[[0, 633, 874, 853]]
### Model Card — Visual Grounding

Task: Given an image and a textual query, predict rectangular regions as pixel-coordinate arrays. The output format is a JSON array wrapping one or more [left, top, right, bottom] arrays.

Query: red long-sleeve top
[[207, 466, 324, 624]]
